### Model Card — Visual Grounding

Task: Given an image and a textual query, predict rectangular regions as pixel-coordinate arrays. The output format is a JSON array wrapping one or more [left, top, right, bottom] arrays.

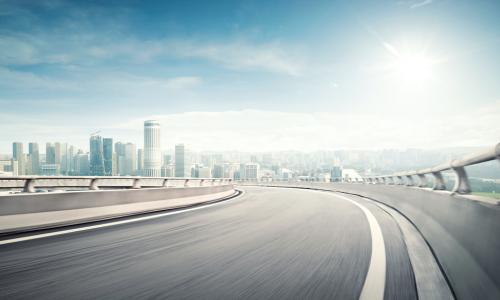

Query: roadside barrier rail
[[0, 176, 233, 193], [363, 142, 500, 194]]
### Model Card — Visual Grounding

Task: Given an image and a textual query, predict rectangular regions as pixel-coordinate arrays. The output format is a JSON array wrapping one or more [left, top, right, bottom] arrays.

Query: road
[[0, 186, 419, 299]]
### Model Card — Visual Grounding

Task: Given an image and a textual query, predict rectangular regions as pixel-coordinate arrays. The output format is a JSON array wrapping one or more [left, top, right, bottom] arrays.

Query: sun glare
[[394, 53, 434, 82], [383, 42, 438, 85]]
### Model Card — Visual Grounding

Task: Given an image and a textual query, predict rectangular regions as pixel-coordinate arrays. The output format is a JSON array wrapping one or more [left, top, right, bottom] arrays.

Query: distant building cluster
[[1, 119, 362, 182]]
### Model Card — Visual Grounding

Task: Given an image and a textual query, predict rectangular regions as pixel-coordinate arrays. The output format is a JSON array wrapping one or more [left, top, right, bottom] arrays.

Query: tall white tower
[[143, 120, 161, 177]]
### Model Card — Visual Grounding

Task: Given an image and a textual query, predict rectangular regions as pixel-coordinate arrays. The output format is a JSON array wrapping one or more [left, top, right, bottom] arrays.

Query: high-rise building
[[137, 148, 144, 176], [163, 154, 172, 166], [12, 142, 24, 175], [244, 163, 260, 180], [143, 120, 161, 177], [115, 142, 125, 175], [89, 135, 105, 176], [10, 159, 19, 176], [124, 143, 137, 175], [103, 138, 113, 176], [0, 159, 11, 174], [28, 142, 40, 175], [60, 143, 69, 175], [46, 143, 56, 164], [74, 150, 90, 176], [68, 145, 75, 174], [175, 144, 189, 177], [114, 142, 137, 175], [212, 164, 224, 178], [198, 166, 211, 178], [331, 166, 343, 182], [161, 165, 174, 177], [54, 142, 62, 167]]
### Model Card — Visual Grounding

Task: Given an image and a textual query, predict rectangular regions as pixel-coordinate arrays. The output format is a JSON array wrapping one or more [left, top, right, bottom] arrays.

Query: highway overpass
[[0, 144, 499, 299]]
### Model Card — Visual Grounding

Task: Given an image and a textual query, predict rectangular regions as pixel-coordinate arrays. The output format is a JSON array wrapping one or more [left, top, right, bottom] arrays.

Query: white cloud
[[163, 76, 202, 89], [0, 67, 201, 95], [398, 0, 434, 9], [0, 32, 303, 76], [0, 67, 78, 90], [1, 101, 498, 154], [109, 102, 500, 152], [173, 40, 303, 76], [411, 0, 433, 8]]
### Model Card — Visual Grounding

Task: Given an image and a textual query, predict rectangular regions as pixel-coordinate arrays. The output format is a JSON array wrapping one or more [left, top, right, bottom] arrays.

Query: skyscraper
[[114, 142, 137, 175], [28, 142, 40, 175], [103, 138, 113, 176], [68, 145, 75, 175], [54, 142, 62, 167], [60, 142, 69, 175], [175, 144, 189, 177], [46, 143, 56, 164], [137, 148, 144, 176], [89, 135, 105, 176], [124, 143, 137, 175], [212, 164, 224, 178], [74, 150, 90, 176], [12, 142, 24, 175], [115, 142, 125, 175], [143, 120, 161, 177]]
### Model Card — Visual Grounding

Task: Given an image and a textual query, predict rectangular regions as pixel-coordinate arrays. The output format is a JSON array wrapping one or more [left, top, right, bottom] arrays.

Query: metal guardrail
[[363, 142, 500, 194], [0, 176, 233, 193]]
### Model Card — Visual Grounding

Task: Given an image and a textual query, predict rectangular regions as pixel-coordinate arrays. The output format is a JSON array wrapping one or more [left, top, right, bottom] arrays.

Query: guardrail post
[[132, 178, 141, 189], [451, 163, 471, 194], [417, 174, 428, 187], [405, 175, 414, 186], [89, 178, 99, 190], [431, 171, 446, 190], [23, 179, 35, 193], [496, 142, 500, 160], [184, 179, 189, 187], [163, 179, 168, 187], [387, 177, 394, 185], [211, 179, 215, 186], [200, 179, 205, 186], [396, 176, 404, 185]]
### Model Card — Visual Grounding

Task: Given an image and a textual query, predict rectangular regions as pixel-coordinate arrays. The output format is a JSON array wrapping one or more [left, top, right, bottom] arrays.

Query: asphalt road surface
[[0, 186, 418, 299]]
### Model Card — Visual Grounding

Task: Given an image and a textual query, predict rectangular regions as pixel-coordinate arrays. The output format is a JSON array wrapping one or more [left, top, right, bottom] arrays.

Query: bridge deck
[[0, 186, 429, 299]]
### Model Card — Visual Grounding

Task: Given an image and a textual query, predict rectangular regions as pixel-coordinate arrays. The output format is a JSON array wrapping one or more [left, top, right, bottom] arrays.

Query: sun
[[394, 53, 434, 82], [383, 42, 439, 85]]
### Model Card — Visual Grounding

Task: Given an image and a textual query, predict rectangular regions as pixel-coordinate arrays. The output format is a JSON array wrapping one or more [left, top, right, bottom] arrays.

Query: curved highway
[[0, 186, 424, 299]]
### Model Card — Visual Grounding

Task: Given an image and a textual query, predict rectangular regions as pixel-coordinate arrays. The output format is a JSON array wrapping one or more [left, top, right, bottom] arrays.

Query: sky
[[0, 0, 499, 153]]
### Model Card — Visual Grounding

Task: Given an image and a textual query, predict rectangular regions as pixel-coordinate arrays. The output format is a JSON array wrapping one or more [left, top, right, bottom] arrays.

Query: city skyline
[[1, 0, 499, 153]]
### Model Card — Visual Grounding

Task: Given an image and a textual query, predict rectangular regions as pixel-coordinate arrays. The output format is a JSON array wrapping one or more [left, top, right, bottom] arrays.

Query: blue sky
[[0, 0, 499, 152]]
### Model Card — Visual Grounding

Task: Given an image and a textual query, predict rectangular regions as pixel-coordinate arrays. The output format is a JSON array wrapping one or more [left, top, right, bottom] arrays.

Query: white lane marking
[[0, 191, 242, 246], [329, 192, 386, 300]]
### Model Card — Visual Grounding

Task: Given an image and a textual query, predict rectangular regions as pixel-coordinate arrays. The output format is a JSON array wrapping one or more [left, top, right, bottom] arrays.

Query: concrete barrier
[[250, 182, 500, 300], [0, 185, 235, 234]]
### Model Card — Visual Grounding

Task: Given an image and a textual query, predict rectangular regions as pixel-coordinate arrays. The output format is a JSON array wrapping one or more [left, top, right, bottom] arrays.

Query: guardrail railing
[[363, 142, 500, 194], [0, 176, 233, 193]]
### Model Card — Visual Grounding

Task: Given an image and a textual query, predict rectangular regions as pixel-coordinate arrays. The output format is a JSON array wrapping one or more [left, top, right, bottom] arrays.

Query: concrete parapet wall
[[0, 185, 234, 216], [250, 182, 500, 300]]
